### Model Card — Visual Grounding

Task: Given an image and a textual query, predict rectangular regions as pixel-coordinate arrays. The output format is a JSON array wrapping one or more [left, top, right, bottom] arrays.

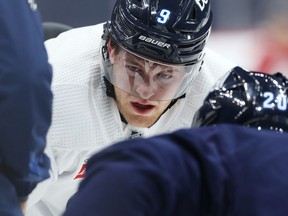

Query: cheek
[[114, 87, 129, 103], [113, 65, 131, 86], [114, 87, 123, 100], [158, 100, 172, 111]]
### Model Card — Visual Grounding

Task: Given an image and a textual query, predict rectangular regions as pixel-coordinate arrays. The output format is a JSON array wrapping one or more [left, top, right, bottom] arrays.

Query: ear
[[107, 39, 115, 61]]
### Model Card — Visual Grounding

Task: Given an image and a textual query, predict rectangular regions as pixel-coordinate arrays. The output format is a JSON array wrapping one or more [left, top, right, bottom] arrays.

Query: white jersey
[[27, 23, 236, 216]]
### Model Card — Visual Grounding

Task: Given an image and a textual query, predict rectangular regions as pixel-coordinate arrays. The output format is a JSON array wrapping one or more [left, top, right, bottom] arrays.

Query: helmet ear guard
[[192, 66, 288, 132]]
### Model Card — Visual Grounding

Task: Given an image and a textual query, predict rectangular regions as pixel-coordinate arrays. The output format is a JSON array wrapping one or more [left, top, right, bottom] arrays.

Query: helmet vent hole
[[188, 7, 197, 21]]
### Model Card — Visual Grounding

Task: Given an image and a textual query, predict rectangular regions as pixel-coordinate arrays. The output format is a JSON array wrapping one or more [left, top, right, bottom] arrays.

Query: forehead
[[126, 52, 185, 74], [123, 50, 144, 62], [111, 44, 193, 74], [119, 48, 178, 70]]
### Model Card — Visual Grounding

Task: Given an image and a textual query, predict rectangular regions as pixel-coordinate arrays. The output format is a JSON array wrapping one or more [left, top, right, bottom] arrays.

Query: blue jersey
[[64, 125, 288, 216], [0, 0, 52, 201]]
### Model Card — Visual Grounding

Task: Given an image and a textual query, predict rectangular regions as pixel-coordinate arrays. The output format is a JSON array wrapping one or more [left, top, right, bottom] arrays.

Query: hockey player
[[0, 1, 52, 216], [27, 0, 237, 215], [63, 67, 288, 216]]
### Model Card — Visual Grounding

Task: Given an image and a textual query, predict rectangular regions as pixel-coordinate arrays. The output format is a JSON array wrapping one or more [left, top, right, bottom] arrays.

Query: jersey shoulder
[[45, 23, 104, 85]]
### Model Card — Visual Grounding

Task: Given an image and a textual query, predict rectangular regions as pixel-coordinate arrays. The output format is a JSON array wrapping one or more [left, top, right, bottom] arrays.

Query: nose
[[135, 81, 156, 100]]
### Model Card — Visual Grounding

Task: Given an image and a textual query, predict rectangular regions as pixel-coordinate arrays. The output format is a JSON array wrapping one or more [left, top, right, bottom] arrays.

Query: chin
[[127, 117, 156, 128], [129, 121, 151, 128]]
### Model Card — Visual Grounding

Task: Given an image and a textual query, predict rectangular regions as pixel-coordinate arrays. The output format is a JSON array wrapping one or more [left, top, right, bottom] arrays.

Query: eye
[[127, 65, 139, 72], [156, 70, 179, 87], [157, 71, 173, 80], [125, 65, 143, 77]]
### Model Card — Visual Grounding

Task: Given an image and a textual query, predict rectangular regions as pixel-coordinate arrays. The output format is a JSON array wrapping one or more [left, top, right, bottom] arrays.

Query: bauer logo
[[138, 35, 171, 49]]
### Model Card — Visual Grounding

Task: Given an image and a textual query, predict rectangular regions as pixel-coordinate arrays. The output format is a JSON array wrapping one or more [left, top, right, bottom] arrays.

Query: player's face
[[113, 51, 185, 101], [105, 42, 199, 127], [105, 42, 198, 101], [107, 44, 178, 127]]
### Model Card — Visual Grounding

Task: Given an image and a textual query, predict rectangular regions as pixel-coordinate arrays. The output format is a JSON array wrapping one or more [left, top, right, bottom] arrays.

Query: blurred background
[[37, 0, 288, 75]]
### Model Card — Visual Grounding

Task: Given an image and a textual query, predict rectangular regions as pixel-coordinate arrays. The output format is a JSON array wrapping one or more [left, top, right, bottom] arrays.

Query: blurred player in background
[[255, 13, 288, 76], [0, 0, 52, 215], [63, 67, 288, 216]]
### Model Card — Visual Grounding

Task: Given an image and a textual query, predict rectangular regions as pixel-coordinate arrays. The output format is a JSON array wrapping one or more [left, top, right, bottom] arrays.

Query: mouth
[[131, 102, 155, 115]]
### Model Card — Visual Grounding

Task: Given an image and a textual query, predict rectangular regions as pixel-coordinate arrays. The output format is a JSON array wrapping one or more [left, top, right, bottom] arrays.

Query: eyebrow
[[125, 52, 174, 72]]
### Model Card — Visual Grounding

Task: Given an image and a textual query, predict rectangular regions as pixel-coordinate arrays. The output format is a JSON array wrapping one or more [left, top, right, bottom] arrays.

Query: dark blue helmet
[[102, 0, 212, 65], [192, 67, 288, 132]]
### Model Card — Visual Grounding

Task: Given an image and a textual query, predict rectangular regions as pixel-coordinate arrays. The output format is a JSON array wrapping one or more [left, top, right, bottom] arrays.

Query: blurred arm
[[0, 0, 52, 205]]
